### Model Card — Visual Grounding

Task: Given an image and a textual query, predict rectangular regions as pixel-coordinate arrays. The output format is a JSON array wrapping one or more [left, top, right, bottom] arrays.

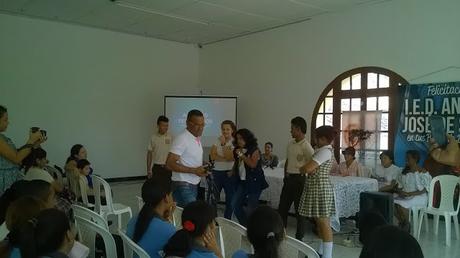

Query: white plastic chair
[[75, 216, 118, 258], [280, 236, 319, 258], [72, 204, 108, 229], [118, 229, 150, 258], [172, 206, 183, 228], [92, 175, 132, 230], [216, 217, 253, 258], [137, 196, 144, 211], [409, 207, 429, 236], [78, 176, 94, 209], [417, 175, 460, 246]]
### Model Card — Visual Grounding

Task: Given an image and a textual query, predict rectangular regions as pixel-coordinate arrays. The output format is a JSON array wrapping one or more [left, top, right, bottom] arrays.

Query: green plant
[[348, 129, 373, 148]]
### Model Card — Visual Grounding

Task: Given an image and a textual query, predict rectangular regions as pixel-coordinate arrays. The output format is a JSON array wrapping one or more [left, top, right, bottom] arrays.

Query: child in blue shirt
[[163, 201, 222, 258], [232, 206, 285, 258], [126, 178, 176, 258]]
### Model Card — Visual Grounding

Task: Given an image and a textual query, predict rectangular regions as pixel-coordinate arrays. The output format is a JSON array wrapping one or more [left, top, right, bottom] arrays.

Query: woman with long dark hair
[[231, 129, 268, 226], [163, 201, 222, 258], [126, 178, 176, 258], [0, 196, 46, 257], [360, 225, 424, 258], [233, 206, 285, 258], [13, 208, 75, 258]]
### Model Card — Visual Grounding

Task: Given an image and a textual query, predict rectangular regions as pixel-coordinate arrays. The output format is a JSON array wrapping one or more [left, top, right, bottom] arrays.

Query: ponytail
[[133, 202, 156, 243], [17, 219, 39, 258], [254, 235, 282, 258], [247, 206, 284, 258], [4, 197, 47, 258], [16, 209, 70, 258], [133, 178, 172, 243]]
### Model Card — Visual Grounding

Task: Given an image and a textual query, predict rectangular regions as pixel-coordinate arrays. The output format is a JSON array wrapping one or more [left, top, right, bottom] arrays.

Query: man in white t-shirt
[[165, 110, 208, 207], [146, 115, 172, 181]]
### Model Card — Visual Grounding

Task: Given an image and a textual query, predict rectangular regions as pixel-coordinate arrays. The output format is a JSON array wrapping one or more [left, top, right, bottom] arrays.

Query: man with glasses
[[166, 109, 208, 207]]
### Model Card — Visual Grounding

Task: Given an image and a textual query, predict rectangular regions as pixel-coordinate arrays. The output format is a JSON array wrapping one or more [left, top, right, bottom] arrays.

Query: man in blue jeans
[[166, 110, 208, 207]]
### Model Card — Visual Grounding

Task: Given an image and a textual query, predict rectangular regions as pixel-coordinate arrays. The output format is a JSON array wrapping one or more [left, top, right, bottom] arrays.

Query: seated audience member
[[232, 206, 285, 258], [65, 144, 92, 190], [372, 150, 402, 188], [76, 159, 94, 202], [358, 211, 388, 246], [0, 179, 56, 241], [261, 142, 279, 168], [334, 147, 362, 177], [14, 208, 75, 258], [126, 178, 176, 258], [391, 150, 431, 231], [163, 201, 222, 258], [0, 196, 47, 258], [22, 148, 72, 218], [0, 181, 28, 230], [22, 148, 65, 192], [359, 225, 424, 258]]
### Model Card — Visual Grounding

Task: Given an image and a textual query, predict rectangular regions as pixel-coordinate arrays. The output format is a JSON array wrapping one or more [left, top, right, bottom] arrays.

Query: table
[[262, 168, 379, 231]]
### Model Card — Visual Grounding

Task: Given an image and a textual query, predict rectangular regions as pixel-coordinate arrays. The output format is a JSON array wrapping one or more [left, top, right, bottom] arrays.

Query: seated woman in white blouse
[[372, 150, 402, 190], [391, 150, 431, 231]]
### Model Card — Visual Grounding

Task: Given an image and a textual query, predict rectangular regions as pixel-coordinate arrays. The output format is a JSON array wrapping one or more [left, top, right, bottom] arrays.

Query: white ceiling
[[0, 0, 385, 45]]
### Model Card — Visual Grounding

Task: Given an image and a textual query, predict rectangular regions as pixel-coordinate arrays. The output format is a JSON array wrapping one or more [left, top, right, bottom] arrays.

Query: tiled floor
[[111, 180, 459, 258]]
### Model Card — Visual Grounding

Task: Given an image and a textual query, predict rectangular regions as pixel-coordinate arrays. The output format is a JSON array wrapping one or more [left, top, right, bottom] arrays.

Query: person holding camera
[[0, 105, 46, 195], [166, 110, 209, 208], [231, 128, 268, 226]]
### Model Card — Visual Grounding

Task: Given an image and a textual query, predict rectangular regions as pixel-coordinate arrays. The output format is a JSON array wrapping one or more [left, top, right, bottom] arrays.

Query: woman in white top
[[392, 150, 431, 231], [373, 150, 402, 190], [210, 120, 236, 219], [335, 147, 362, 177]]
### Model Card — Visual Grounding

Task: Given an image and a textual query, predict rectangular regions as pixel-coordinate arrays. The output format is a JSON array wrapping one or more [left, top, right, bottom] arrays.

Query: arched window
[[312, 67, 408, 164]]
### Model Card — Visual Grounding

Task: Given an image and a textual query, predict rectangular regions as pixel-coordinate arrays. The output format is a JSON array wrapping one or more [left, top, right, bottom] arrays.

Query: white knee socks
[[323, 242, 333, 258], [318, 240, 324, 255]]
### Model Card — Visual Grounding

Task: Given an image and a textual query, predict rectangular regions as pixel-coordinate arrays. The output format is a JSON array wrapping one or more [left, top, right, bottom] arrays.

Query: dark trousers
[[152, 164, 172, 183], [212, 170, 238, 219], [232, 182, 262, 227], [278, 174, 307, 240]]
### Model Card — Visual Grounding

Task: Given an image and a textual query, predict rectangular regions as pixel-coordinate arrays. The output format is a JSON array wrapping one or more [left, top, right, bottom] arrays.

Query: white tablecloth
[[261, 168, 379, 231]]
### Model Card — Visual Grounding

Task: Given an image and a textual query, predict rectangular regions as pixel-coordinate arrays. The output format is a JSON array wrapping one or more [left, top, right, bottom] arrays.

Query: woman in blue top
[[232, 206, 285, 258], [231, 129, 268, 226], [0, 105, 45, 195], [126, 177, 177, 258], [163, 201, 222, 258]]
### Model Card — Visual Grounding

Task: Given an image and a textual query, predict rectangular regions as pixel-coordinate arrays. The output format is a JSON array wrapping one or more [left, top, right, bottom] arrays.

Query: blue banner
[[394, 82, 460, 167]]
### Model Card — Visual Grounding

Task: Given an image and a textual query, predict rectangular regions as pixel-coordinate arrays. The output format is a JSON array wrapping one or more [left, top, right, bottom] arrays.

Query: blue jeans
[[172, 181, 198, 208], [232, 181, 262, 226], [212, 170, 238, 219]]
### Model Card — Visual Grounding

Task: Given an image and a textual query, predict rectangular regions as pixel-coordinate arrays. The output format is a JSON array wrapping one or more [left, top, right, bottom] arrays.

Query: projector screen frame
[[163, 95, 238, 142]]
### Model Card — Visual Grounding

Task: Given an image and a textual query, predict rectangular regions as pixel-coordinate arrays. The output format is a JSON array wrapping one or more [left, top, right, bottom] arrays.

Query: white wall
[[0, 14, 199, 178], [198, 0, 460, 158]]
